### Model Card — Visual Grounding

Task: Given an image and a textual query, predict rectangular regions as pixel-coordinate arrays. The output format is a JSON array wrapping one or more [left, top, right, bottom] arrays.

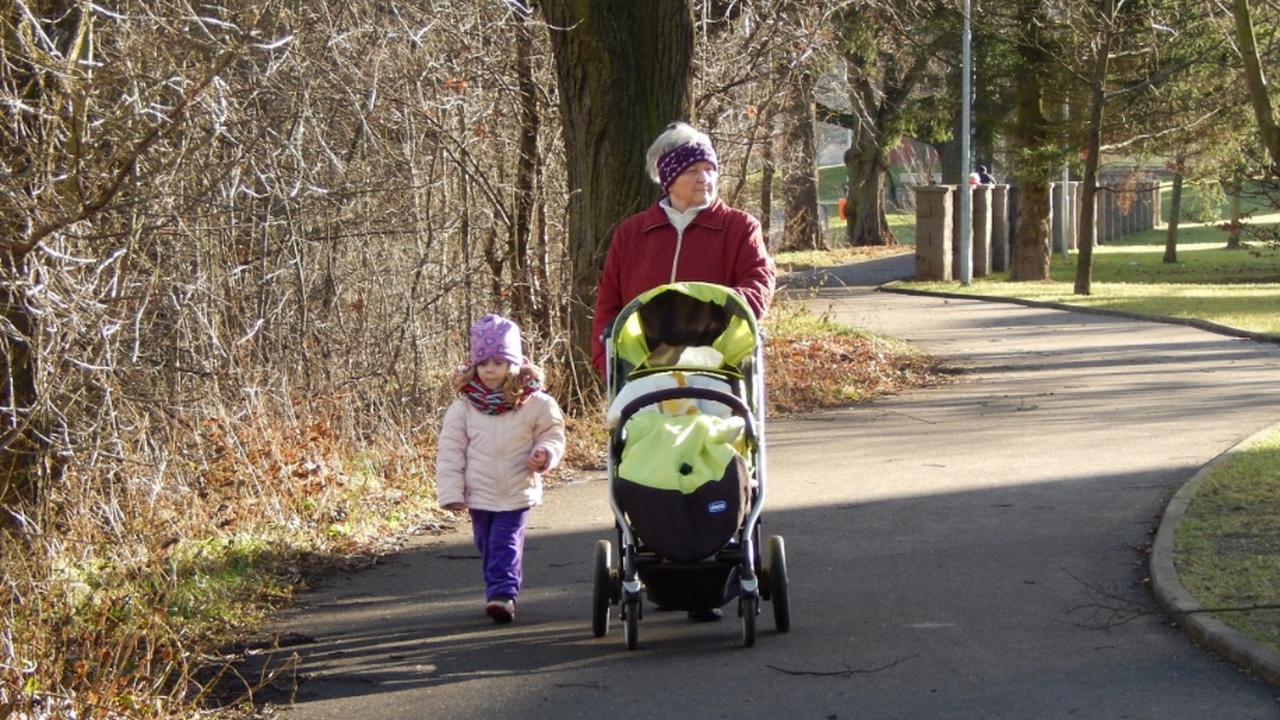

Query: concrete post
[[991, 185, 1009, 272], [1050, 181, 1063, 253], [913, 185, 953, 281], [952, 184, 967, 274], [1069, 182, 1083, 249], [1096, 187, 1111, 245], [972, 184, 992, 277]]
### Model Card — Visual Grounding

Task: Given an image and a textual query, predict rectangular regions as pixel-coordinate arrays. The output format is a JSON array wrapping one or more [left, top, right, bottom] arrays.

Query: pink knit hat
[[469, 314, 523, 367]]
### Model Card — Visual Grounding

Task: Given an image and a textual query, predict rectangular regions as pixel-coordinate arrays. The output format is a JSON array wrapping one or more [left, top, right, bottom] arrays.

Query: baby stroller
[[591, 282, 790, 649]]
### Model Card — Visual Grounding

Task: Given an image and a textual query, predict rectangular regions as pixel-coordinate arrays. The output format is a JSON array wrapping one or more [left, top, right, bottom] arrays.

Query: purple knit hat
[[657, 140, 718, 190], [469, 314, 523, 367]]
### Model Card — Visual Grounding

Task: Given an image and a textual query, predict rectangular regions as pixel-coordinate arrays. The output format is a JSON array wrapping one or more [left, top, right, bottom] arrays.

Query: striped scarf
[[460, 375, 540, 415]]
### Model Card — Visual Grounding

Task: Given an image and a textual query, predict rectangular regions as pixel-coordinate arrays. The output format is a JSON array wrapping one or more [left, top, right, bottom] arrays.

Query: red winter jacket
[[591, 197, 776, 372]]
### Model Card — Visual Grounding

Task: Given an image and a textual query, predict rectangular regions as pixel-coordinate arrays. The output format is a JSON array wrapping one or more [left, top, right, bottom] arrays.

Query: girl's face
[[474, 357, 512, 390], [666, 160, 717, 212]]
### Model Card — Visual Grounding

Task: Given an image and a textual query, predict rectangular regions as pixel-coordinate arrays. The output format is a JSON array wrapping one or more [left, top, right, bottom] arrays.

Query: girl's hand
[[442, 502, 467, 511], [526, 447, 549, 471]]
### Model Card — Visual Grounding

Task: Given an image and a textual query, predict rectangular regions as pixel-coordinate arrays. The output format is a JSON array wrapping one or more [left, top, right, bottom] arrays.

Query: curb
[[876, 284, 1280, 345], [1149, 423, 1280, 686]]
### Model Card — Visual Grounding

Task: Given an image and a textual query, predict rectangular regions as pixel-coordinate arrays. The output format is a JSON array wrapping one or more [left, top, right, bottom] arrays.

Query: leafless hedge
[[0, 1, 828, 713]]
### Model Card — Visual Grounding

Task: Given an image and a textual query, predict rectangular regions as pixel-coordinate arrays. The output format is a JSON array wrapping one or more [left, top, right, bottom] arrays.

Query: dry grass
[[764, 303, 948, 413]]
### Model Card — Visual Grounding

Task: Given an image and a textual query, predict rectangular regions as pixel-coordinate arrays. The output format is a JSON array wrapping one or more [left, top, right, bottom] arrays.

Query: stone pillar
[[972, 184, 992, 277], [913, 185, 953, 281], [991, 185, 1010, 272], [1050, 181, 1063, 253], [947, 184, 972, 274], [1096, 187, 1111, 245]]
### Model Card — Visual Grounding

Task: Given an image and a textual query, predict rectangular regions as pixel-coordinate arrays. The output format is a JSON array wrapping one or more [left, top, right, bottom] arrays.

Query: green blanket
[[618, 413, 745, 494]]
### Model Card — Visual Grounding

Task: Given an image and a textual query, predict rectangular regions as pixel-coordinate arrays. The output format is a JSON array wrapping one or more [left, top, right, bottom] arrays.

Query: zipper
[[670, 226, 683, 284]]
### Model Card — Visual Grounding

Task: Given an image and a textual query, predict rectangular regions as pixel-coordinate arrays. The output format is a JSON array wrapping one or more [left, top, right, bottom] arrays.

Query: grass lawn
[[892, 215, 1280, 337], [1175, 427, 1280, 651]]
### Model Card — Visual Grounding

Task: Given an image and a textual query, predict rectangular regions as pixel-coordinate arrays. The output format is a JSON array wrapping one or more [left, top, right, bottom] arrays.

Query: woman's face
[[475, 358, 511, 390], [666, 160, 717, 212]]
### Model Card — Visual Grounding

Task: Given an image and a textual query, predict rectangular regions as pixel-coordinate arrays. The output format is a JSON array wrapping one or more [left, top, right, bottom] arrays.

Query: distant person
[[435, 314, 566, 624], [974, 165, 995, 185], [591, 121, 776, 374]]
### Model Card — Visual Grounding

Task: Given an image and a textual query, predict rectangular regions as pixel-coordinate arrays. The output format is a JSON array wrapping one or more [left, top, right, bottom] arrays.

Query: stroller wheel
[[766, 535, 791, 633], [739, 594, 758, 648], [591, 540, 612, 638], [623, 594, 641, 650]]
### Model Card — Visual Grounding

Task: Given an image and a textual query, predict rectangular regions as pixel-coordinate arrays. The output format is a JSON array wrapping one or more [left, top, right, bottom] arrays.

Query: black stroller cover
[[614, 412, 750, 563]]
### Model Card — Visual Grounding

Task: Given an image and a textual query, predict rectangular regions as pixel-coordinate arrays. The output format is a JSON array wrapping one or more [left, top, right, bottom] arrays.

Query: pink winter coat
[[591, 197, 775, 372], [434, 392, 566, 512]]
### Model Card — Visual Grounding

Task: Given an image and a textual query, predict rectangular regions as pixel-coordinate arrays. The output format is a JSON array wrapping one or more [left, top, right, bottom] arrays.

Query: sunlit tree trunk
[[1226, 189, 1242, 249], [1074, 0, 1115, 295], [540, 0, 694, 383], [1008, 0, 1053, 281], [1233, 0, 1280, 172], [1164, 168, 1184, 264], [844, 142, 895, 247], [781, 68, 824, 251]]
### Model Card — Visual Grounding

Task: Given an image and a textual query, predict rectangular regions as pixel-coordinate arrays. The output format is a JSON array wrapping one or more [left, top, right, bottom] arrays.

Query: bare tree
[[821, 0, 952, 247]]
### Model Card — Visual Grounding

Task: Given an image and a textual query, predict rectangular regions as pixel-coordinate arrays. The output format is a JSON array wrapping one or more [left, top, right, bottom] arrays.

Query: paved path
[[267, 255, 1280, 719]]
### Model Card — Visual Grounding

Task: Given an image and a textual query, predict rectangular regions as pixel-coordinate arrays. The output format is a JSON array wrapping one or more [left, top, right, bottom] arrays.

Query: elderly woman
[[591, 121, 776, 373]]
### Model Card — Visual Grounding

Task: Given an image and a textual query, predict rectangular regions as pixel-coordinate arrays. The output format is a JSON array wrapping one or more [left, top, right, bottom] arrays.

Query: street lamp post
[[959, 0, 973, 285]]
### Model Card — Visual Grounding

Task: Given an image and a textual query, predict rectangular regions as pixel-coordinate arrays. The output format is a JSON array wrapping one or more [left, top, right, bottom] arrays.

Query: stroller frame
[[591, 282, 790, 649]]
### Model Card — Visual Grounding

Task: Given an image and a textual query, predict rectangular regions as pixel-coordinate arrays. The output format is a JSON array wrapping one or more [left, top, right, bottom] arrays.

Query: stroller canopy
[[612, 282, 758, 383]]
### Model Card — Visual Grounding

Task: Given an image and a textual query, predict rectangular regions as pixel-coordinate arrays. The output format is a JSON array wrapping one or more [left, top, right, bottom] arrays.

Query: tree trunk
[[1164, 171, 1184, 263], [1008, 0, 1053, 281], [0, 267, 40, 508], [844, 144, 896, 247], [760, 140, 775, 244], [1233, 0, 1280, 173], [0, 0, 89, 506], [512, 15, 546, 334], [1011, 184, 1053, 279], [780, 69, 824, 252], [540, 0, 695, 382], [1227, 189, 1242, 249], [1073, 0, 1114, 296]]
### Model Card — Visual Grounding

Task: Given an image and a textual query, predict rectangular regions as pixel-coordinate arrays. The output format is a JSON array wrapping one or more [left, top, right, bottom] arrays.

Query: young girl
[[435, 313, 566, 624]]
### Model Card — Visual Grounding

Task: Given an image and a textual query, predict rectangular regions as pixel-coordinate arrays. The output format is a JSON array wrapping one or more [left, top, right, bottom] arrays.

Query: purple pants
[[469, 508, 529, 602]]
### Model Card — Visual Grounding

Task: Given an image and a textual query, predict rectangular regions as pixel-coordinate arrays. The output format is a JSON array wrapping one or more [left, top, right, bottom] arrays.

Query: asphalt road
[[267, 255, 1280, 719]]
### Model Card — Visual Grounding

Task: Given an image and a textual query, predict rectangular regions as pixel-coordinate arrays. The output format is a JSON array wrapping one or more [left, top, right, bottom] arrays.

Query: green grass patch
[[165, 535, 296, 631], [895, 234, 1280, 336], [1175, 427, 1280, 652], [1159, 179, 1279, 221]]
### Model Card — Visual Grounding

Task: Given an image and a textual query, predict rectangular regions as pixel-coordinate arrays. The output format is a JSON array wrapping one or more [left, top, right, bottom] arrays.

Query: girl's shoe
[[485, 598, 515, 624]]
